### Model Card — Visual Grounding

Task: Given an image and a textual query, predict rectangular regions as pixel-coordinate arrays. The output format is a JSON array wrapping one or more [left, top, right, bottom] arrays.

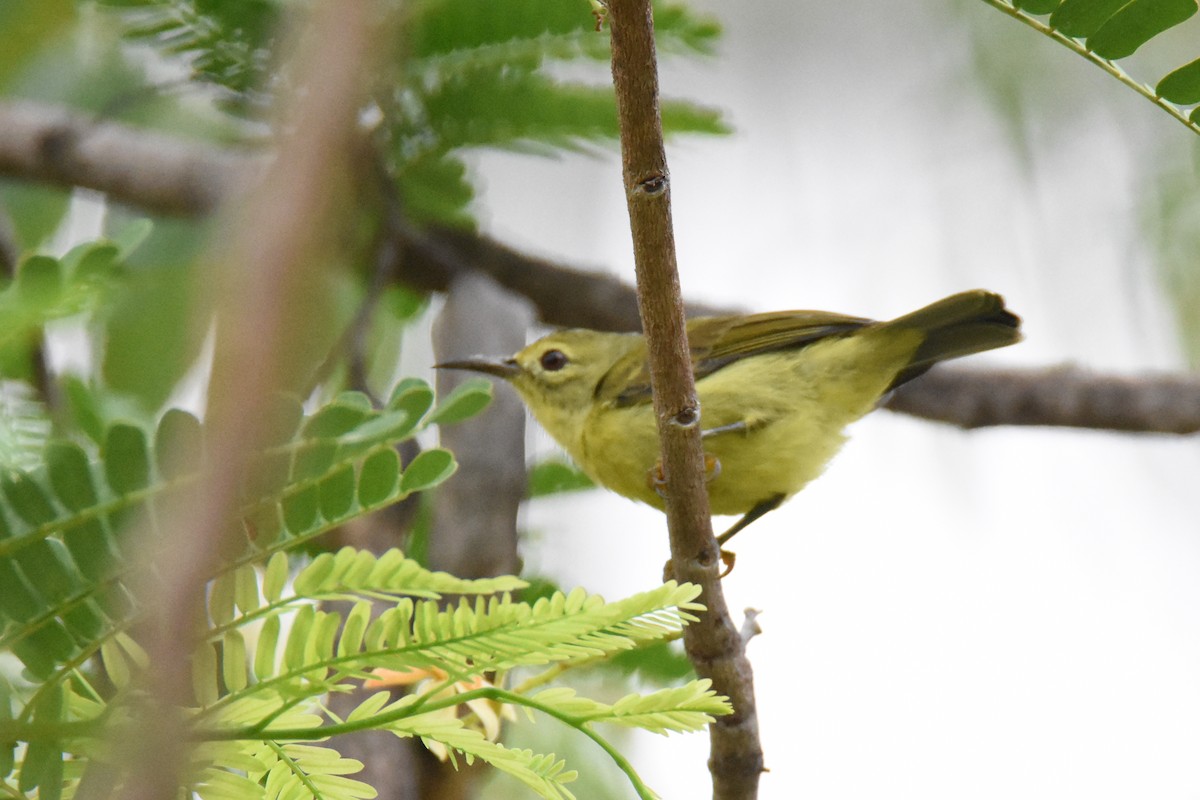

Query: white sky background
[[466, 2, 1200, 798]]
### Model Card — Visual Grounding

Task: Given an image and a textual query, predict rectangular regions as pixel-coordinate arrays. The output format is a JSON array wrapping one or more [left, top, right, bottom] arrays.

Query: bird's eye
[[539, 349, 568, 371]]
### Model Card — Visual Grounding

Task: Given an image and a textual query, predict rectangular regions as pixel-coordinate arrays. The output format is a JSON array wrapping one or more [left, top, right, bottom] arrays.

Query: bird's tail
[[882, 290, 1021, 389]]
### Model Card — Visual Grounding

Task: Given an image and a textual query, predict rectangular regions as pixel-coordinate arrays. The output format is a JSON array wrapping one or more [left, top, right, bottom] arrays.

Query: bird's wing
[[597, 311, 872, 408]]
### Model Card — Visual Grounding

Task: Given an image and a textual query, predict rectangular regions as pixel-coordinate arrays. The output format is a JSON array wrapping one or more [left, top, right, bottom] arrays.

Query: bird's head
[[436, 329, 638, 439]]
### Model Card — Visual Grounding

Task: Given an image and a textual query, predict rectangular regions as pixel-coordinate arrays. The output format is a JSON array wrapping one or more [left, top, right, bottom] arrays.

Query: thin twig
[[606, 2, 763, 797], [976, 0, 1200, 139]]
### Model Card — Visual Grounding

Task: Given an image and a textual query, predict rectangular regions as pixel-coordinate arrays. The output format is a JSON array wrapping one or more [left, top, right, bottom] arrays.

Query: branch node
[[670, 403, 700, 428], [635, 172, 668, 196], [740, 608, 762, 645], [37, 123, 73, 169]]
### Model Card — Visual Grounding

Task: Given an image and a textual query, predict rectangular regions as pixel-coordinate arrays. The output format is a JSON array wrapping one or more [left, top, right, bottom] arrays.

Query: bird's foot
[[718, 548, 736, 578], [647, 453, 722, 499], [662, 547, 738, 582]]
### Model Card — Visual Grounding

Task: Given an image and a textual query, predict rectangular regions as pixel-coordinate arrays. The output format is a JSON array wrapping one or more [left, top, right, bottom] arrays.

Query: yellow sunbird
[[438, 290, 1020, 545]]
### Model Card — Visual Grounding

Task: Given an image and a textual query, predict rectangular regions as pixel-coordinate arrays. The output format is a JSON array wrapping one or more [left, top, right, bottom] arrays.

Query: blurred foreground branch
[[0, 100, 1196, 436], [109, 3, 377, 799]]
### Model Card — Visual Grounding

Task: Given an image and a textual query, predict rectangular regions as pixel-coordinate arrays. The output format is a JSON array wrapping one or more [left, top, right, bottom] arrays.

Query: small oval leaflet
[[388, 378, 435, 419], [302, 401, 374, 440], [61, 598, 106, 642], [0, 560, 49, 622], [1050, 0, 1126, 38], [46, 442, 97, 512], [2, 471, 57, 527], [426, 379, 493, 426], [1157, 56, 1200, 104], [16, 538, 80, 601], [1086, 0, 1197, 60], [281, 485, 320, 535], [399, 448, 457, 494], [104, 424, 152, 495], [358, 449, 401, 508], [263, 552, 290, 603], [318, 465, 356, 521]]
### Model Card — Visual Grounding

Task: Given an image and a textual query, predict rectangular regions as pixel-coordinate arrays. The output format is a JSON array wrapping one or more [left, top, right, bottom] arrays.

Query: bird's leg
[[717, 494, 785, 547], [702, 495, 784, 577], [648, 420, 749, 496], [701, 420, 749, 439]]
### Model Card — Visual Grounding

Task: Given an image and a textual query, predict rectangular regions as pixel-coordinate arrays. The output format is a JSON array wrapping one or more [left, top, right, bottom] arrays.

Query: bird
[[437, 289, 1020, 546]]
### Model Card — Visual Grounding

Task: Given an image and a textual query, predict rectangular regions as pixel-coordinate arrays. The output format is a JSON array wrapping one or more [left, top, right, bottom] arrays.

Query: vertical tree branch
[[421, 272, 534, 800], [432, 272, 533, 580], [605, 2, 764, 798]]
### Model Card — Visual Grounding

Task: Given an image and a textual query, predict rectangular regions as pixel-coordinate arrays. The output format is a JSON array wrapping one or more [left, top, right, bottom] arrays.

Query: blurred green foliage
[[0, 0, 727, 431], [95, 0, 726, 224]]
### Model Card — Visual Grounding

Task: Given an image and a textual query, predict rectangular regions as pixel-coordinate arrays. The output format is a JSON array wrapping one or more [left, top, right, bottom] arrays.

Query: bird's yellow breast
[[572, 330, 921, 516]]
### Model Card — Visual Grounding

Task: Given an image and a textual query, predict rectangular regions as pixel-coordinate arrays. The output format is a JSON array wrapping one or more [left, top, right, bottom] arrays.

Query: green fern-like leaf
[[980, 0, 1200, 133], [3, 554, 721, 800], [524, 681, 728, 736], [201, 580, 699, 716], [0, 379, 475, 682], [93, 0, 276, 110], [290, 546, 526, 601], [0, 382, 49, 472], [391, 713, 578, 800], [184, 581, 711, 799], [252, 743, 377, 800]]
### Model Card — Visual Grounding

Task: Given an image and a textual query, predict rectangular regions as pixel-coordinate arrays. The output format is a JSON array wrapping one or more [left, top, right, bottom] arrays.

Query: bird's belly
[[579, 404, 847, 517], [577, 342, 905, 517], [702, 415, 845, 515]]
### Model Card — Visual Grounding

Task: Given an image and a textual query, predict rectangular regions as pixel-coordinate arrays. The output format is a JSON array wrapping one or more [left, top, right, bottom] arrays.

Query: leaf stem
[[977, 0, 1200, 137], [203, 686, 660, 800]]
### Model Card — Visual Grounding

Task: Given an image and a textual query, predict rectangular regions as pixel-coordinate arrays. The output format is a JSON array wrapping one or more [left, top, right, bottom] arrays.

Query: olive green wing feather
[[592, 292, 1020, 407], [596, 311, 871, 407], [692, 310, 872, 371]]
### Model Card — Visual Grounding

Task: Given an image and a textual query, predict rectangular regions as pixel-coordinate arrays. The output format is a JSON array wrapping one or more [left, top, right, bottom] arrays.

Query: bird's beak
[[434, 356, 522, 380]]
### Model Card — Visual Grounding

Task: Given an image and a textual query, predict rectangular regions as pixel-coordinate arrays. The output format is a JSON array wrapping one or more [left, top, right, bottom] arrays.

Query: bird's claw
[[718, 548, 736, 578], [661, 547, 737, 582], [646, 453, 722, 499]]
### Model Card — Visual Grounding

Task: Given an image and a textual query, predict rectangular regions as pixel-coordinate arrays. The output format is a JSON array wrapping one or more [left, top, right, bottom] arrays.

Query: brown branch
[[0, 100, 1196, 437], [431, 272, 532, 579], [0, 100, 250, 216], [886, 365, 1200, 434], [606, 2, 763, 798]]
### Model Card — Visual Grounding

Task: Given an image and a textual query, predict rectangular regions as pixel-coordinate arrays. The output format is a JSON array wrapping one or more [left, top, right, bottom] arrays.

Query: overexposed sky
[[468, 2, 1200, 798]]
